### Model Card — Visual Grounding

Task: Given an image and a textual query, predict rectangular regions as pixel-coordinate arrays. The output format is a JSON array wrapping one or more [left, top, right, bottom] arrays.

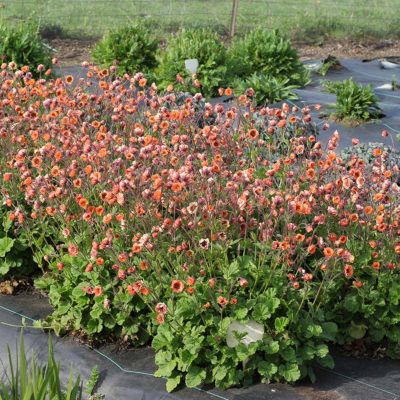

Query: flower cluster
[[0, 62, 399, 390]]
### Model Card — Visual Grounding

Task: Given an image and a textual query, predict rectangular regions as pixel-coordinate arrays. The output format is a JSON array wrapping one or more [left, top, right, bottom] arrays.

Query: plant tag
[[185, 59, 199, 74], [226, 320, 264, 348]]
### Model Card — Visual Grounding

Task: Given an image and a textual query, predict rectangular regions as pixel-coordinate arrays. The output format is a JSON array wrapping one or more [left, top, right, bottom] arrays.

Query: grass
[[1, 0, 400, 41]]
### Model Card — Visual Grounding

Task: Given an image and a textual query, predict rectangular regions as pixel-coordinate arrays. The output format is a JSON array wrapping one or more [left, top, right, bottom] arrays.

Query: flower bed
[[0, 63, 399, 391]]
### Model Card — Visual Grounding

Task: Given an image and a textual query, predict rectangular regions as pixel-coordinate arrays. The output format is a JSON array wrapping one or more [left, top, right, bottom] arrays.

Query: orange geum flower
[[65, 75, 74, 85], [171, 279, 184, 293], [323, 247, 335, 258], [171, 182, 183, 193]]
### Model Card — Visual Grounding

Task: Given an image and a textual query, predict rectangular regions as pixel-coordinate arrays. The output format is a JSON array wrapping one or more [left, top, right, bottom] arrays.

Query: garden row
[[0, 22, 310, 100], [0, 61, 399, 392], [0, 22, 387, 126]]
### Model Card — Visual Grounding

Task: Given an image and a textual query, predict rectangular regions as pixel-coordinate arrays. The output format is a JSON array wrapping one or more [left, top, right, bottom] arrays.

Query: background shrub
[[92, 22, 158, 76], [323, 79, 383, 123], [155, 29, 227, 97], [0, 23, 52, 75], [227, 28, 309, 86]]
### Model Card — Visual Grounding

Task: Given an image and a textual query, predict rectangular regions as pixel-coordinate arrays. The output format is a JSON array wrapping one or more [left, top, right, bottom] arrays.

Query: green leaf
[[234, 308, 248, 320], [315, 344, 329, 358], [2, 214, 12, 233], [263, 339, 279, 354], [166, 374, 181, 392], [0, 259, 11, 275], [0, 237, 14, 257], [155, 351, 176, 377], [279, 363, 301, 382], [318, 354, 334, 369], [321, 322, 338, 341], [348, 322, 368, 339], [153, 324, 174, 350], [274, 317, 289, 333], [258, 361, 277, 379], [305, 324, 323, 338], [223, 260, 240, 281], [213, 365, 228, 381], [185, 366, 206, 388]]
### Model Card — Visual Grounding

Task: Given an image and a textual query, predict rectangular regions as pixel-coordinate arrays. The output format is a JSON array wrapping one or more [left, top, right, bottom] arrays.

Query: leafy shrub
[[233, 73, 299, 106], [0, 333, 83, 399], [0, 65, 399, 391], [0, 205, 33, 278], [228, 28, 309, 86], [323, 79, 383, 123], [92, 23, 158, 75], [0, 23, 52, 75], [155, 29, 227, 97]]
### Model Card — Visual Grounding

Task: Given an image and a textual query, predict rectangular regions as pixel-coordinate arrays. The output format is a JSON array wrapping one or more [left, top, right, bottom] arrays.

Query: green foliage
[[0, 207, 33, 278], [323, 79, 383, 123], [228, 28, 309, 86], [151, 256, 335, 391], [92, 23, 158, 76], [0, 333, 83, 400], [234, 73, 299, 105], [0, 23, 52, 75], [155, 29, 227, 97], [328, 270, 400, 359], [85, 366, 100, 396]]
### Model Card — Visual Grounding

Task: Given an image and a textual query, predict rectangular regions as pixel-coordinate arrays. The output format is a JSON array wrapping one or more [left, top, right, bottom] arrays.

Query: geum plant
[[0, 62, 399, 391]]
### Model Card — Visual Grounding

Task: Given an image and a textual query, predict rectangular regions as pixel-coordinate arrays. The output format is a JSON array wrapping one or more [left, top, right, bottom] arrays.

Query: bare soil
[[48, 37, 400, 67]]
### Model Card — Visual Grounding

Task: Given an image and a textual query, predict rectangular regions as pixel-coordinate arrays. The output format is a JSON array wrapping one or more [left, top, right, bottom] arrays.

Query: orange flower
[[171, 182, 183, 193], [307, 244, 317, 255], [171, 279, 184, 293], [372, 261, 380, 270], [365, 206, 373, 215], [247, 129, 259, 140], [78, 198, 88, 208], [93, 286, 103, 297], [344, 264, 353, 278], [324, 247, 335, 258], [372, 148, 382, 157], [224, 87, 232, 96], [51, 166, 60, 177], [31, 156, 42, 168], [139, 261, 149, 270], [217, 296, 228, 306], [65, 75, 74, 85], [132, 243, 142, 253]]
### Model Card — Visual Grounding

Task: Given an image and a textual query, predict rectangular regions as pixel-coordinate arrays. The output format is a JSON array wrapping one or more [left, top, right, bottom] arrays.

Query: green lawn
[[1, 0, 400, 41]]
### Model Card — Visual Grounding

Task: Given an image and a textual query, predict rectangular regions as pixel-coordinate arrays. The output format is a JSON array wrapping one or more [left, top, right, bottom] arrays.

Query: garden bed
[[0, 54, 400, 397]]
